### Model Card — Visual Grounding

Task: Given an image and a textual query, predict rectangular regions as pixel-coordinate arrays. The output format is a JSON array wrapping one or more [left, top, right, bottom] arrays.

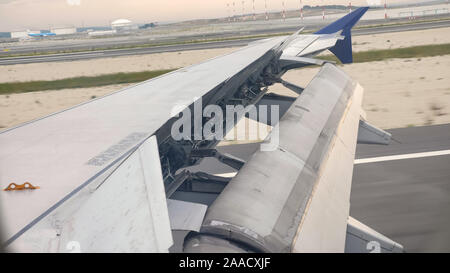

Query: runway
[[1, 19, 449, 65], [189, 124, 450, 252]]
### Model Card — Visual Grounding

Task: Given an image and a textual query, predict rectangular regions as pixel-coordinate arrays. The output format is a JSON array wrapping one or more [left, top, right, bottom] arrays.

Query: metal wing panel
[[293, 83, 364, 252], [6, 136, 173, 253], [281, 34, 342, 58], [297, 34, 342, 57], [345, 216, 404, 253], [280, 35, 320, 57], [0, 36, 285, 245], [198, 64, 361, 252], [55, 136, 173, 253], [167, 199, 207, 232]]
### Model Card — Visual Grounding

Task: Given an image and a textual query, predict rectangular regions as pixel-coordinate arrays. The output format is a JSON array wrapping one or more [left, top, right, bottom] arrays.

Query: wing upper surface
[[0, 37, 285, 244]]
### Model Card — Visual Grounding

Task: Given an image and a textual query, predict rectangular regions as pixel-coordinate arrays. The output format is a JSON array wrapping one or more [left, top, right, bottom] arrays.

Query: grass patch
[[320, 43, 450, 63], [0, 69, 176, 95]]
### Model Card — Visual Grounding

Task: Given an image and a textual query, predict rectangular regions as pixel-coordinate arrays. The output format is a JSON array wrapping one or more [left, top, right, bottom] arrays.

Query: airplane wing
[[187, 63, 399, 253], [0, 7, 402, 253]]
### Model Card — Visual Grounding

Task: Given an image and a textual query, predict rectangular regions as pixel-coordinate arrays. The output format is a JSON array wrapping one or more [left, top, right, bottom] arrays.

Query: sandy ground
[[276, 55, 450, 130], [351, 26, 450, 52], [0, 27, 449, 131], [1, 27, 450, 83], [0, 48, 238, 83], [1, 55, 449, 131], [0, 84, 128, 130]]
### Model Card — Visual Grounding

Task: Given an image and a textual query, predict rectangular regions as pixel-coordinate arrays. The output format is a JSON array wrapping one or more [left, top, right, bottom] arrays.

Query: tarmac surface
[[190, 124, 450, 252]]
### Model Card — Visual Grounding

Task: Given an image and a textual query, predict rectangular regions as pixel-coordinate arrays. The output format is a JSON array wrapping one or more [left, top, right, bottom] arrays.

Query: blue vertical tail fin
[[315, 7, 369, 64]]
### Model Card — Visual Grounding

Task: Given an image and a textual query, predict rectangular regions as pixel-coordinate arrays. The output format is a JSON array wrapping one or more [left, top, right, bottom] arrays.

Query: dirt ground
[[0, 27, 449, 131], [276, 55, 450, 129], [1, 27, 449, 83]]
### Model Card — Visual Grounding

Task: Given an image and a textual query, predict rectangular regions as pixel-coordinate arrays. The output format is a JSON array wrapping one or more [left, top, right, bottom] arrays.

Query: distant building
[[51, 27, 77, 35], [0, 32, 10, 38], [10, 30, 58, 38], [111, 19, 137, 32], [139, 22, 157, 29], [88, 29, 117, 37]]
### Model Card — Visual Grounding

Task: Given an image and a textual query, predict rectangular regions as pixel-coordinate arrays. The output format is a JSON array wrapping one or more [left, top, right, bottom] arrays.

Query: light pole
[[265, 0, 269, 20], [385, 0, 388, 20], [242, 0, 245, 21], [322, 0, 325, 21], [233, 1, 236, 22], [300, 0, 303, 20]]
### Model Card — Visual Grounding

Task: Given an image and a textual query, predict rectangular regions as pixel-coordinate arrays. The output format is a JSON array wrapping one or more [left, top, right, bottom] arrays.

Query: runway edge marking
[[354, 149, 450, 164]]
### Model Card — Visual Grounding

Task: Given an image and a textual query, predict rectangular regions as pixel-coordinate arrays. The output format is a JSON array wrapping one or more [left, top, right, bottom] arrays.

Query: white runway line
[[213, 150, 450, 177], [354, 149, 450, 165]]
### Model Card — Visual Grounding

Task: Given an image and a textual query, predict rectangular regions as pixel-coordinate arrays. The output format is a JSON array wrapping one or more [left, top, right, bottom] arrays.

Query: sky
[[0, 0, 437, 31]]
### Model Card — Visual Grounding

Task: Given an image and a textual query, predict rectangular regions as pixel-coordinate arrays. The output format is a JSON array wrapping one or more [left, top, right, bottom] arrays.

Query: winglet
[[315, 7, 369, 64]]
